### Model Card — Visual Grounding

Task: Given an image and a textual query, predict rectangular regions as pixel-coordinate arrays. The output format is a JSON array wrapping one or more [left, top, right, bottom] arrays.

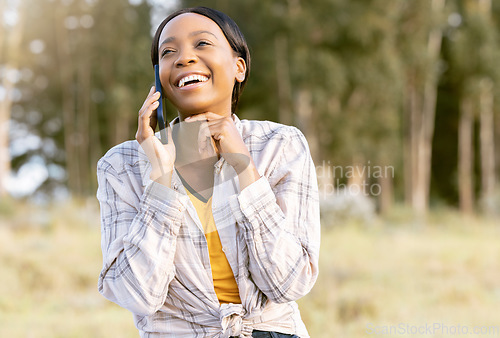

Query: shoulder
[[237, 119, 312, 179], [97, 140, 142, 173], [238, 119, 307, 146]]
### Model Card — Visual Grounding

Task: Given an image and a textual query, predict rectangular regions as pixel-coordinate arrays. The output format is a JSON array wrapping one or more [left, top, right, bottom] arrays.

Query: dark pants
[[231, 330, 300, 338], [253, 331, 300, 337]]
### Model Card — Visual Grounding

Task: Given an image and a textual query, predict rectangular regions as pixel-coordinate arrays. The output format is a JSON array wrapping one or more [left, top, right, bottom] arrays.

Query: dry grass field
[[0, 198, 499, 337]]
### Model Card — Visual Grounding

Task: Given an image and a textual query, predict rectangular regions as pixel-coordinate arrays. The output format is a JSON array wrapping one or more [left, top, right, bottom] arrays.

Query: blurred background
[[1, 0, 500, 337]]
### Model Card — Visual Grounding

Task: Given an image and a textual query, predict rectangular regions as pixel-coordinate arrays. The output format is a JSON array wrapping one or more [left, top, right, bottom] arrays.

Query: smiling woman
[[96, 6, 320, 338], [152, 9, 249, 118]]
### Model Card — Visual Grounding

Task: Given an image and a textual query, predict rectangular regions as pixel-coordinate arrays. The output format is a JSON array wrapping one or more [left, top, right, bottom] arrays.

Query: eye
[[161, 48, 175, 57], [196, 40, 211, 47]]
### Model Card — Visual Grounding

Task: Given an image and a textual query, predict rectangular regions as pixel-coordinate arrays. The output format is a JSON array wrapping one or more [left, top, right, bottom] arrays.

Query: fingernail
[[185, 116, 191, 120]]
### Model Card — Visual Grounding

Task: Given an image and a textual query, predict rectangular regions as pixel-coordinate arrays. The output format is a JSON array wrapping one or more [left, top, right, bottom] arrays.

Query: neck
[[177, 106, 233, 122]]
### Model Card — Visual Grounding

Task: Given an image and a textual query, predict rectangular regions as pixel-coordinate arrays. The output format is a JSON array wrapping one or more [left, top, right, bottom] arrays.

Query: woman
[[96, 6, 320, 338]]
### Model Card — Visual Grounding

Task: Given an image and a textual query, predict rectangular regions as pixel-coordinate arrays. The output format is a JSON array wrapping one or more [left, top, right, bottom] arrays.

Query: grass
[[1, 199, 499, 337], [299, 208, 500, 337], [0, 198, 137, 338]]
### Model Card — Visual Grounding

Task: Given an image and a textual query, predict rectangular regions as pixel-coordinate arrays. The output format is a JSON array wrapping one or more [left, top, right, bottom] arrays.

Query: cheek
[[215, 59, 238, 88], [159, 68, 172, 95]]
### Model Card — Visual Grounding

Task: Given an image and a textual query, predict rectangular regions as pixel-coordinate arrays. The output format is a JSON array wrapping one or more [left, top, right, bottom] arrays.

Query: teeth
[[178, 74, 209, 87]]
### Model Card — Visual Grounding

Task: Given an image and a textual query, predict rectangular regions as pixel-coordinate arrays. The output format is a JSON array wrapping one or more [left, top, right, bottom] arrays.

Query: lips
[[175, 72, 210, 88]]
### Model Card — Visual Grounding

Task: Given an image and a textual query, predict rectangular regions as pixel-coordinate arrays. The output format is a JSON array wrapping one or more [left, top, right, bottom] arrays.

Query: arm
[[96, 155, 184, 316], [229, 128, 321, 303]]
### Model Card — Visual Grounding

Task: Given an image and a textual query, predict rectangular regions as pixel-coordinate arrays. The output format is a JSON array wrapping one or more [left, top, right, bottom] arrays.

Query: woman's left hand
[[185, 112, 260, 188]]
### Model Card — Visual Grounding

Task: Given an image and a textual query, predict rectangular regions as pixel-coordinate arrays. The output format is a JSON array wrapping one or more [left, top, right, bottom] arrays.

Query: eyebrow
[[159, 30, 219, 48]]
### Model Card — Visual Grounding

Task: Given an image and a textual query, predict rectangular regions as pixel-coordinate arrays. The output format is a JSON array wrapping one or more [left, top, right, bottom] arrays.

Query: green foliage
[[11, 0, 154, 197], [6, 0, 500, 209]]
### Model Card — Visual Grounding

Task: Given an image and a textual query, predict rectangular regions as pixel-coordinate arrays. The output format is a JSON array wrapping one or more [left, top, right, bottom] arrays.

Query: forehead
[[159, 13, 226, 44]]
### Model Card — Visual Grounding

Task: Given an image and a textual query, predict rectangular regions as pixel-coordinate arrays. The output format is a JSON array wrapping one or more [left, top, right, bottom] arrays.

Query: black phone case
[[154, 64, 168, 144]]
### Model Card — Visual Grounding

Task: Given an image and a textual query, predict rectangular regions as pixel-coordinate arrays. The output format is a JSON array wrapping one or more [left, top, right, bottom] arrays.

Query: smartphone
[[154, 64, 168, 144]]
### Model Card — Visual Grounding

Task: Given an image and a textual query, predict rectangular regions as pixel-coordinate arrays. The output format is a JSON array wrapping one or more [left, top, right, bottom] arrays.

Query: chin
[[172, 98, 210, 115], [177, 108, 208, 119]]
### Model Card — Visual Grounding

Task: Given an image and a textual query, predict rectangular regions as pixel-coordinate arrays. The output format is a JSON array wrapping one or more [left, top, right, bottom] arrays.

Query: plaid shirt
[[96, 115, 320, 337]]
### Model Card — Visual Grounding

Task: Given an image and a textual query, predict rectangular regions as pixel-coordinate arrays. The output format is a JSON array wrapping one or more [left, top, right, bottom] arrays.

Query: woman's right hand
[[136, 86, 175, 185]]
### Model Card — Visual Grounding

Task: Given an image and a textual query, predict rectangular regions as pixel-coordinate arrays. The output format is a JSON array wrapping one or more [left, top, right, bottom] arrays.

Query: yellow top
[[185, 189, 241, 304]]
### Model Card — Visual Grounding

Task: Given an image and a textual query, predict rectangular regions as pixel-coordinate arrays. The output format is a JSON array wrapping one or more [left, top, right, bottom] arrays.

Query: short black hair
[[151, 7, 251, 113]]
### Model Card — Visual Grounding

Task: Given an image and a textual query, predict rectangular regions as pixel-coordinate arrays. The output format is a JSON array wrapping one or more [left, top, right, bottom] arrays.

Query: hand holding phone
[[136, 79, 175, 186]]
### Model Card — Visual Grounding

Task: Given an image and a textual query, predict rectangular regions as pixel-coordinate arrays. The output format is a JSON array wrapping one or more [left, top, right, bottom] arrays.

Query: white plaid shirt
[[96, 115, 320, 337]]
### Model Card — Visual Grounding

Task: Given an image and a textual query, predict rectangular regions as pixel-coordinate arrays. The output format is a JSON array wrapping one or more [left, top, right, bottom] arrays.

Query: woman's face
[[157, 13, 246, 119]]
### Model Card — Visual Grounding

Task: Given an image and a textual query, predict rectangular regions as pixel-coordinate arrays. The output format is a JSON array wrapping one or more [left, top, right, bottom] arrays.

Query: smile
[[176, 74, 210, 88]]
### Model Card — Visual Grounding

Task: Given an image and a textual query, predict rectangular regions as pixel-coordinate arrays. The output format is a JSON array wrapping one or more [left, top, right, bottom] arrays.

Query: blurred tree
[[398, 0, 448, 215], [0, 0, 25, 196], [4, 0, 498, 214], [314, 0, 402, 212], [182, 0, 402, 211], [475, 0, 497, 215], [90, 0, 153, 193], [11, 0, 153, 197], [447, 0, 498, 214]]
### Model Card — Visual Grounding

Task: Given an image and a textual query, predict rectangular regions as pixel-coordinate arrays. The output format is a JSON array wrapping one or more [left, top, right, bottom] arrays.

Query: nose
[[175, 48, 197, 67]]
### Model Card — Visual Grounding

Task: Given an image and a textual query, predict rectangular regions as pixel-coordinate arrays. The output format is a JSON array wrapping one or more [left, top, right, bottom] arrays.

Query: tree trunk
[[408, 74, 421, 208], [274, 34, 293, 126], [405, 0, 445, 215], [479, 78, 495, 213], [478, 0, 491, 13], [77, 35, 92, 195], [458, 96, 475, 214], [55, 6, 80, 195], [404, 74, 417, 206], [378, 171, 394, 214], [347, 160, 366, 196], [295, 89, 319, 163], [0, 0, 5, 62], [496, 103, 500, 184], [0, 3, 24, 197]]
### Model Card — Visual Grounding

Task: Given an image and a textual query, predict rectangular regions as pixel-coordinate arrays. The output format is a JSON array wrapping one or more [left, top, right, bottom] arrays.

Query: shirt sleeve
[[229, 127, 321, 303], [96, 156, 185, 316]]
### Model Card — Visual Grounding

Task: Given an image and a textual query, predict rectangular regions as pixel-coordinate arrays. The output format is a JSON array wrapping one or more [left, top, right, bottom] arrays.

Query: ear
[[234, 57, 246, 83]]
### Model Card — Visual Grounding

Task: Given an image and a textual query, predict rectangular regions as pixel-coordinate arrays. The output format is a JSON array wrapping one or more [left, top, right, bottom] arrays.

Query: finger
[[140, 92, 161, 117], [201, 112, 225, 120], [192, 120, 216, 157], [184, 112, 225, 123], [138, 86, 156, 113], [184, 113, 207, 122], [137, 88, 161, 143], [139, 91, 160, 118], [138, 100, 159, 137], [197, 123, 215, 152], [139, 95, 160, 129]]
